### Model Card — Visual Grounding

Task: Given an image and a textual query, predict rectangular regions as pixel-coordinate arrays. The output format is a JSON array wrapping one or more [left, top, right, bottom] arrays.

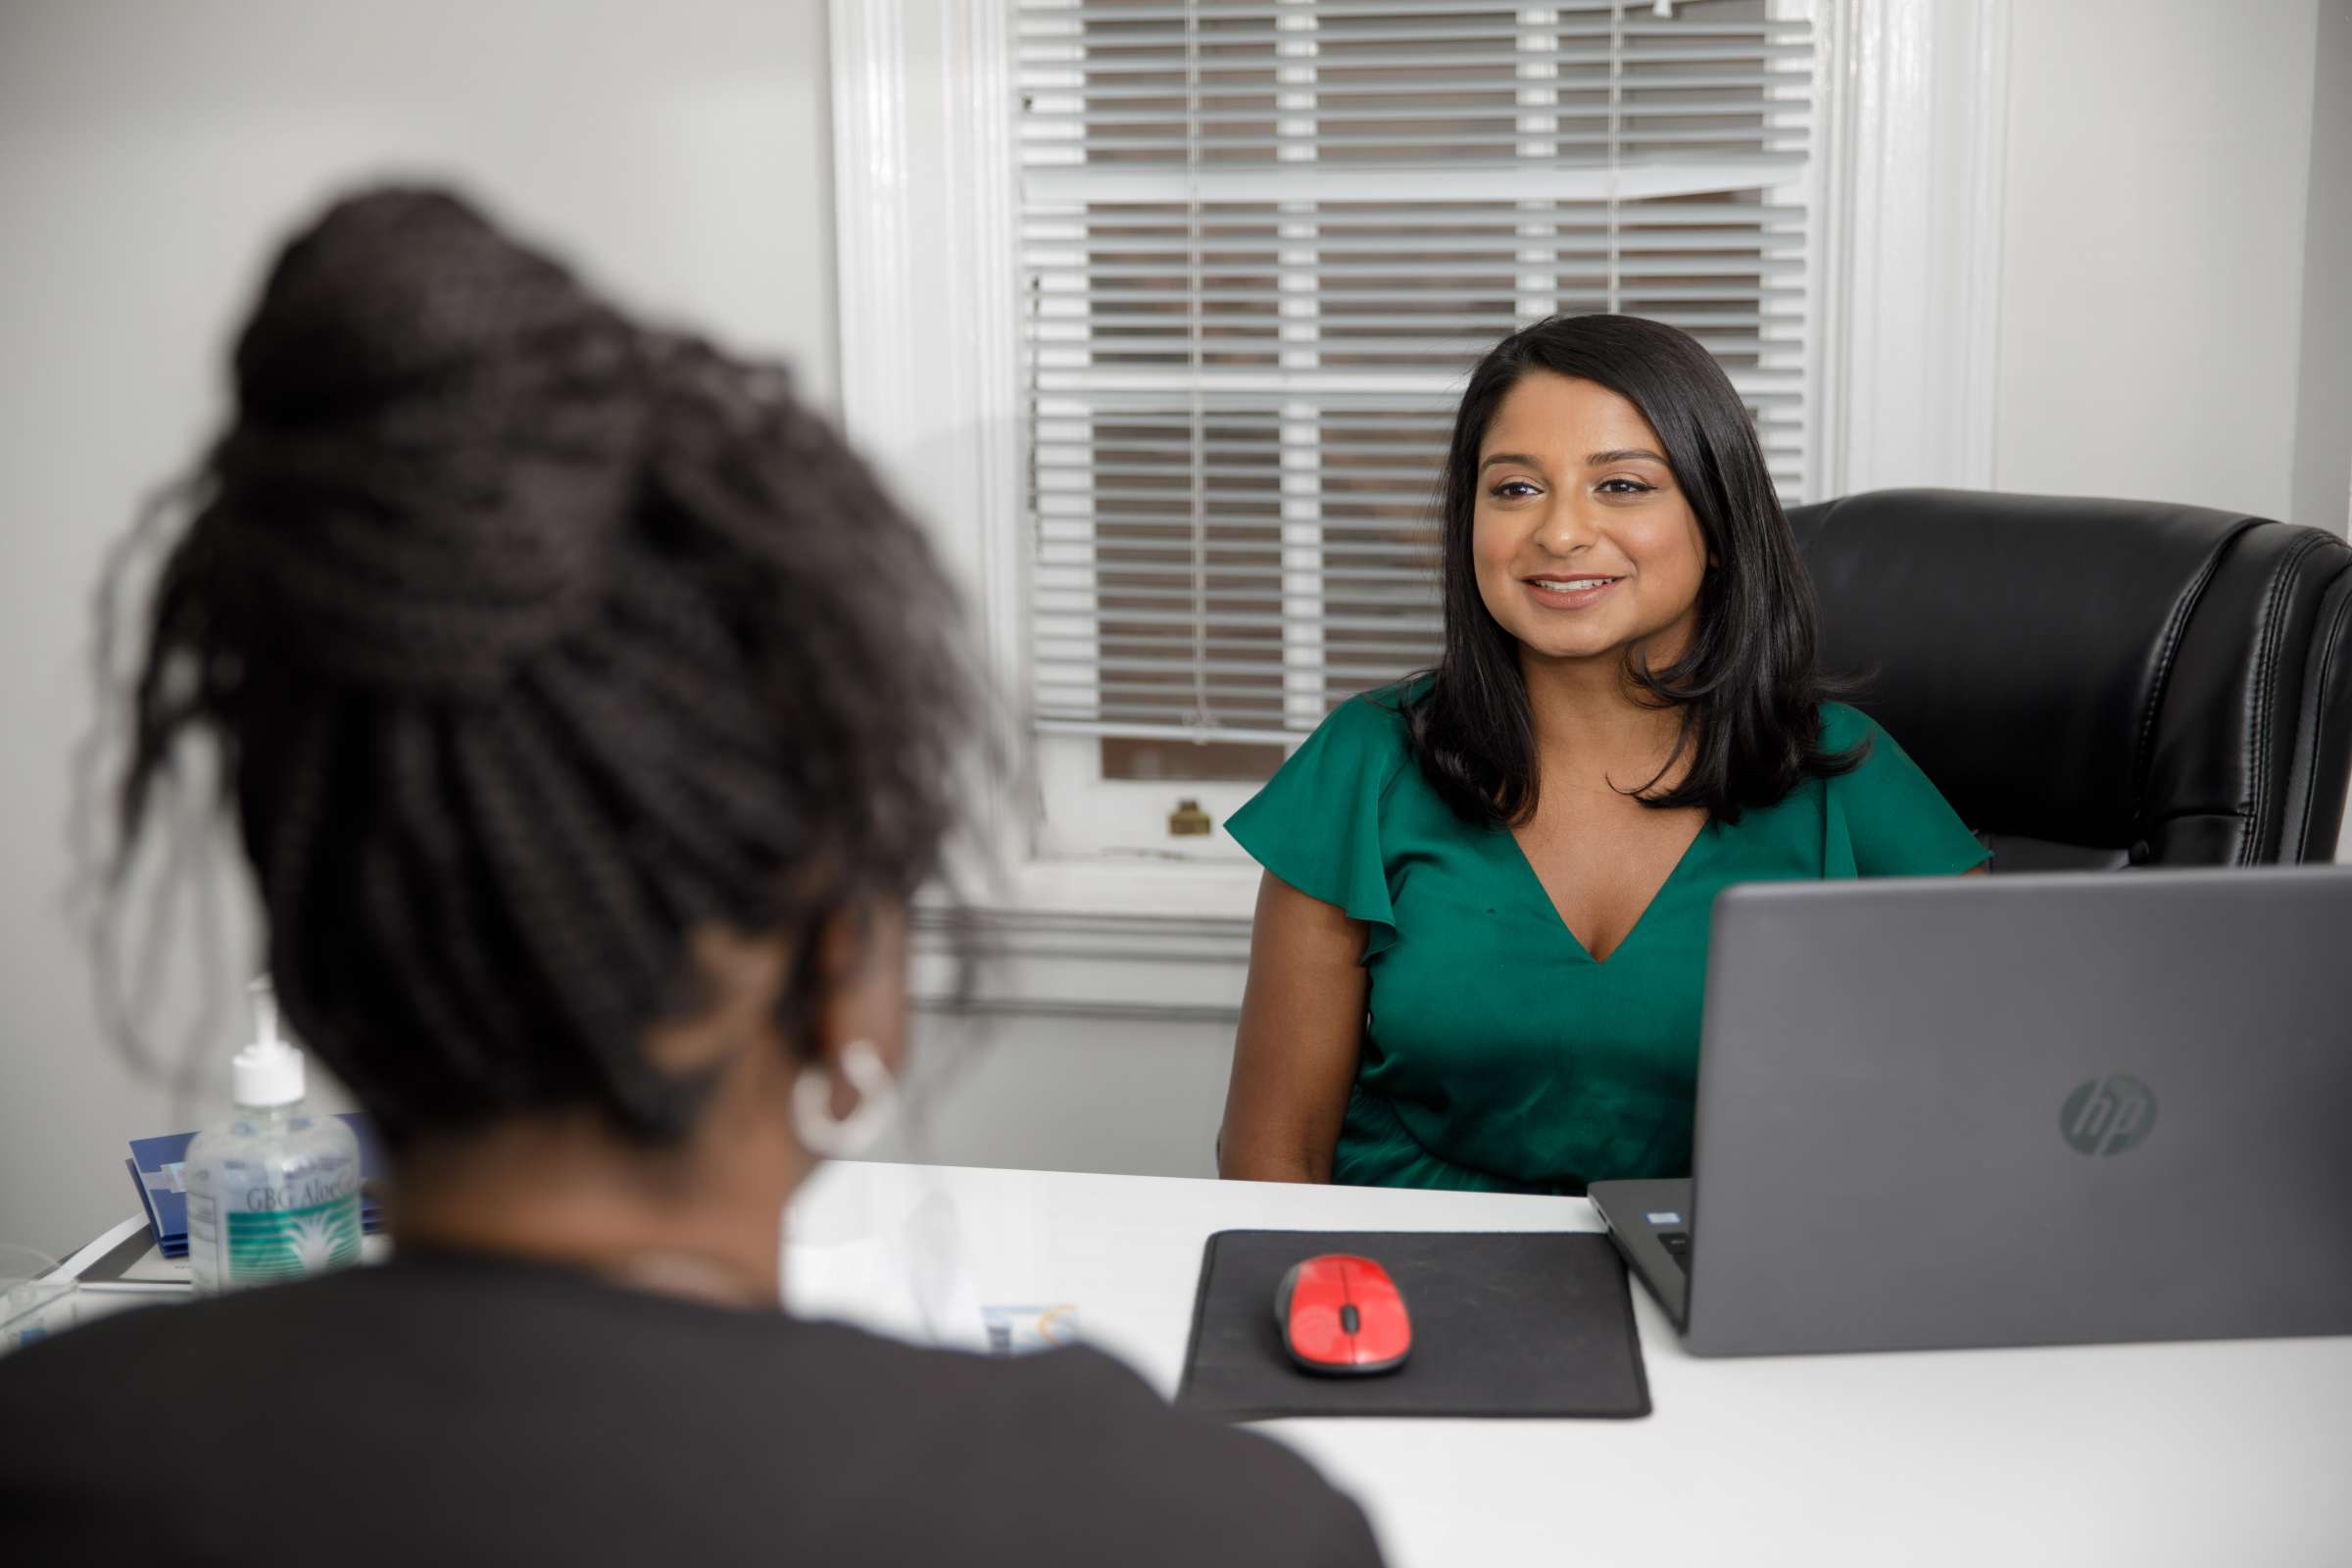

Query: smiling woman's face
[[1470, 368, 1710, 675]]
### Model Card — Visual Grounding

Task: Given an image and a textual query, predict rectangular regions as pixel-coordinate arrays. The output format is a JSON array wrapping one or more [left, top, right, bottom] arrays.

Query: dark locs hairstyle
[[98, 187, 980, 1147], [1404, 313, 1858, 826]]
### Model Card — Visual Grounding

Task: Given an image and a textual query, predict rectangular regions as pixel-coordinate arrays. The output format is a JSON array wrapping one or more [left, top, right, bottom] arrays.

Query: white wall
[[1995, 0, 2319, 521], [879, 1010, 1235, 1180], [2292, 0, 2352, 539], [0, 0, 839, 1256]]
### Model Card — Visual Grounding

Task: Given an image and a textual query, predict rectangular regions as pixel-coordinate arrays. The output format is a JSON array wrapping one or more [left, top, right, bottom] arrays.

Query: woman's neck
[[391, 1110, 811, 1311], [1518, 650, 1688, 790]]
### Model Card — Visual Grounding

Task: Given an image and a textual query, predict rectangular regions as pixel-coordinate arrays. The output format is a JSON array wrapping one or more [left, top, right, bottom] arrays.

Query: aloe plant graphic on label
[[288, 1209, 347, 1273]]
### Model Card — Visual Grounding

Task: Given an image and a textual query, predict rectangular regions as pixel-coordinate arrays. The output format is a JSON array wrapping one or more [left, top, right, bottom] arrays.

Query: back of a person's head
[[108, 186, 975, 1147]]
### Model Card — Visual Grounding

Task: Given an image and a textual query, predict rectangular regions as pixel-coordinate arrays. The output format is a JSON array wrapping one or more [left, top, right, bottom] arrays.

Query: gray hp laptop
[[1590, 867, 2352, 1356]]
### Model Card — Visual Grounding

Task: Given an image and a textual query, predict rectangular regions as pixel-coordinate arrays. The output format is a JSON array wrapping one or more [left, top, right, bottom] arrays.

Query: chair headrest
[[1788, 488, 2283, 856]]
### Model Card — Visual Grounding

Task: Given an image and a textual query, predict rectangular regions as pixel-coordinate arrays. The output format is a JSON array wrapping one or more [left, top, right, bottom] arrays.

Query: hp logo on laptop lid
[[2061, 1075, 2157, 1156]]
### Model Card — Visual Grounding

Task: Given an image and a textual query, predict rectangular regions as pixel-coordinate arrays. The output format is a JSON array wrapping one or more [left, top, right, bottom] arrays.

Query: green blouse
[[1225, 687, 1989, 1196]]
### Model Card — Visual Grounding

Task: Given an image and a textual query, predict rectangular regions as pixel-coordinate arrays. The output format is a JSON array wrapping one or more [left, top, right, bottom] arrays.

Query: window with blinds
[[1015, 0, 1813, 773]]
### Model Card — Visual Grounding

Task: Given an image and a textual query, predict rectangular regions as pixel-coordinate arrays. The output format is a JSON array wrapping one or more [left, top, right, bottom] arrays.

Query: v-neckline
[[1499, 812, 1711, 966]]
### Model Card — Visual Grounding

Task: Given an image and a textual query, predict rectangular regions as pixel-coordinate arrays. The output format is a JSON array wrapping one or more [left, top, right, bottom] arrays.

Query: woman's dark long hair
[[1404, 313, 1857, 826], [91, 187, 983, 1147]]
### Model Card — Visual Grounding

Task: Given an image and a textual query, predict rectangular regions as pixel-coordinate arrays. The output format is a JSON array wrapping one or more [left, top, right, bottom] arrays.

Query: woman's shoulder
[[1324, 675, 1428, 743], [1278, 677, 1425, 788], [1814, 699, 1881, 755], [1804, 703, 1988, 874], [1227, 677, 1434, 944]]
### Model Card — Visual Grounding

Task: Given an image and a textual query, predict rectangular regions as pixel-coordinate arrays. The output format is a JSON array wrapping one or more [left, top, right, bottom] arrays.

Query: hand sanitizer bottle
[[184, 979, 363, 1296]]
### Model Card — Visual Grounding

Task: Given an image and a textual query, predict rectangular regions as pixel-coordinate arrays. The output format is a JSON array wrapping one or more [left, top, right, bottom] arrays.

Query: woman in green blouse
[[1217, 315, 1987, 1195]]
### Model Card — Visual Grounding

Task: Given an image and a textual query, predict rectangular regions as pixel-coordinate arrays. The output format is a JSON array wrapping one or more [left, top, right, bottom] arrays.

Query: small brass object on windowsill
[[1168, 798, 1213, 837]]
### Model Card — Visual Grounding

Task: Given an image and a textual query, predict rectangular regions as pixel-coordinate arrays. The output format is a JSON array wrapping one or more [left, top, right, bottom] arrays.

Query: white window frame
[[832, 0, 2010, 1004]]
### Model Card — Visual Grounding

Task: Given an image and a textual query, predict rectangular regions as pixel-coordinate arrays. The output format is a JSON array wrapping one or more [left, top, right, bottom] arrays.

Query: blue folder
[[126, 1112, 385, 1257]]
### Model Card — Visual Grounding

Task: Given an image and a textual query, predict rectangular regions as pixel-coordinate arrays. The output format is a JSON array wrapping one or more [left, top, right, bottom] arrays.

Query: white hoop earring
[[793, 1039, 898, 1158]]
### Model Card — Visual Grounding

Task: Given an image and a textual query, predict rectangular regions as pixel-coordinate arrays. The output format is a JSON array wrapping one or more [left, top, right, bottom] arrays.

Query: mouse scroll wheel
[[1340, 1303, 1360, 1335]]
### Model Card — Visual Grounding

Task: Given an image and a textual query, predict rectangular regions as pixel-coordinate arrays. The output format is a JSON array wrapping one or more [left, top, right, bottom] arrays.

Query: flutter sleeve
[[1819, 703, 1993, 878], [1223, 692, 1412, 961]]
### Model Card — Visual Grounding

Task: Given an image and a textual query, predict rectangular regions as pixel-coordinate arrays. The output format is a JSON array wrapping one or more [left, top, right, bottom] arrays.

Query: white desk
[[785, 1160, 2352, 1568]]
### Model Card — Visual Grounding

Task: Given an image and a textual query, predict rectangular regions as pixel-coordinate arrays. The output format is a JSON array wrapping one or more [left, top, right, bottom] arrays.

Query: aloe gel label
[[223, 1192, 364, 1281]]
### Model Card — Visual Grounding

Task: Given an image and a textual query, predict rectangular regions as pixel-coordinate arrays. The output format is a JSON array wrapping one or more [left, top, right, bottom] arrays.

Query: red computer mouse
[[1275, 1252, 1411, 1375]]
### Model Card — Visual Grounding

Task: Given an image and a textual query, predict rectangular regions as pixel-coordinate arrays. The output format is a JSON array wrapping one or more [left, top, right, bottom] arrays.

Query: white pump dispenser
[[231, 979, 305, 1109]]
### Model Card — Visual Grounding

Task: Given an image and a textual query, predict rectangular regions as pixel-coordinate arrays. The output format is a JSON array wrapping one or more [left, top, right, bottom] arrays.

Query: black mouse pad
[[1175, 1229, 1650, 1421]]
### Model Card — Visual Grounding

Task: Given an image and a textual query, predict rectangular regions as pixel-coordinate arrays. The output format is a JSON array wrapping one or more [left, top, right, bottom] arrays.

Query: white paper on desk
[[119, 1246, 190, 1285], [781, 1167, 988, 1354]]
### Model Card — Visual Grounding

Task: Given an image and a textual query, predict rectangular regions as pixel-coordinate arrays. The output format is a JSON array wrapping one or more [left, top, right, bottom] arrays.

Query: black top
[[0, 1250, 1383, 1566]]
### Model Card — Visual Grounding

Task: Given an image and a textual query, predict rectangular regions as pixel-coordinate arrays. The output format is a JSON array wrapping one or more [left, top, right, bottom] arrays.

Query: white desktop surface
[[785, 1160, 2352, 1568]]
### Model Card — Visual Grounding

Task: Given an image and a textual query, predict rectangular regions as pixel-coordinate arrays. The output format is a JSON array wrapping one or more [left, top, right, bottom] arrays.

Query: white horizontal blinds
[[1017, 0, 1812, 744]]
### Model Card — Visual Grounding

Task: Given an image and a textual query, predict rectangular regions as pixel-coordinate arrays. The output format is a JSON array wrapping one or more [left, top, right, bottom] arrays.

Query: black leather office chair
[[1786, 488, 2352, 870]]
